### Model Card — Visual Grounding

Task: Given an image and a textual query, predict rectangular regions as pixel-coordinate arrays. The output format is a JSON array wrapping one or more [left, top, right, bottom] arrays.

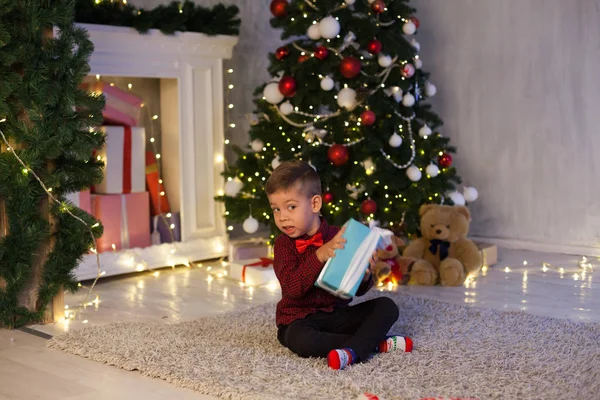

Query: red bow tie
[[295, 233, 324, 254]]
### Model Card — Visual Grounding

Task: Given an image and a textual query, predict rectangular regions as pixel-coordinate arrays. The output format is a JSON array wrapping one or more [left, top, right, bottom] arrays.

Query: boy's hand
[[363, 250, 378, 282], [315, 226, 346, 264]]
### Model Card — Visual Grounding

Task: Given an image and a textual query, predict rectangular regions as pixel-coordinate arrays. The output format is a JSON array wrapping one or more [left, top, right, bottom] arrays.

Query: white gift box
[[227, 258, 277, 286], [94, 126, 146, 194]]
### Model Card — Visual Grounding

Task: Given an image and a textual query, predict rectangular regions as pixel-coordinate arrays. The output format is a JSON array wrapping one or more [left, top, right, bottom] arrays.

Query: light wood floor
[[0, 247, 597, 399]]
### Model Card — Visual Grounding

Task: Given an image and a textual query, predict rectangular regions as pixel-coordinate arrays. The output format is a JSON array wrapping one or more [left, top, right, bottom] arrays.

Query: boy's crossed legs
[[277, 297, 412, 370]]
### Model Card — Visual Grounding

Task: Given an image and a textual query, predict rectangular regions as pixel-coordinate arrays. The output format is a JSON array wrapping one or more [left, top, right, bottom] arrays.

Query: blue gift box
[[315, 218, 393, 299]]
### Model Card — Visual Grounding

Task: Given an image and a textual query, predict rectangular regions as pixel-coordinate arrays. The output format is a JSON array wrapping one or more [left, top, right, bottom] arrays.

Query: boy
[[266, 160, 412, 370]]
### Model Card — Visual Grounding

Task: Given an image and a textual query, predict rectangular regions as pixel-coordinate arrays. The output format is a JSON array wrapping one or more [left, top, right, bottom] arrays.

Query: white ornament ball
[[280, 101, 294, 115], [242, 216, 259, 234], [414, 57, 423, 69], [224, 177, 243, 197], [410, 38, 420, 52], [419, 125, 432, 138], [271, 156, 281, 170], [463, 186, 479, 202], [250, 139, 264, 152], [406, 165, 422, 182], [425, 82, 437, 97], [320, 76, 335, 91], [337, 87, 357, 110], [378, 54, 392, 68], [402, 93, 415, 107], [391, 86, 403, 102], [307, 23, 321, 40], [425, 164, 439, 177], [319, 16, 340, 39], [263, 82, 284, 104], [403, 21, 417, 35], [448, 191, 466, 206], [344, 0, 356, 4], [388, 133, 403, 148], [402, 63, 416, 78]]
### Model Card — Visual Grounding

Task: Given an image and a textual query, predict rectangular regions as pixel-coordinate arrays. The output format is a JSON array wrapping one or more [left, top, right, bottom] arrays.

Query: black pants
[[277, 296, 399, 361]]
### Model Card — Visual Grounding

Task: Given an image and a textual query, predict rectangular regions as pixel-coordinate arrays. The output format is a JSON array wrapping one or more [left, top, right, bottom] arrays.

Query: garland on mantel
[[75, 0, 240, 36]]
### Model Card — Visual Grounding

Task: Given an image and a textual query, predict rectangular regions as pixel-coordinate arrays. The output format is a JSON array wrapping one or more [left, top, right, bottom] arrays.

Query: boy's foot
[[327, 348, 358, 370], [378, 335, 413, 353]]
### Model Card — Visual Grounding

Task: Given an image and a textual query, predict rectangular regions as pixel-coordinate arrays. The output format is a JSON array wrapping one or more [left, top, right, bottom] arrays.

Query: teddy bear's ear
[[456, 205, 472, 221], [419, 204, 437, 217]]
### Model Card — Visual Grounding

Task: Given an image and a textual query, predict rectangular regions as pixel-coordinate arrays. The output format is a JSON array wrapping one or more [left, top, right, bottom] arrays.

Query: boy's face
[[268, 183, 322, 239]]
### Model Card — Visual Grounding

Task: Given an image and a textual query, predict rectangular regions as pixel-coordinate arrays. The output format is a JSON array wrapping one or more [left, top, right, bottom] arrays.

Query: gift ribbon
[[122, 126, 132, 194], [242, 257, 273, 284]]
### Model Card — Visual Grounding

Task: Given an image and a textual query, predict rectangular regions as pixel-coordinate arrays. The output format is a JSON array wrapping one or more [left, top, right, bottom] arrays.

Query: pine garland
[[74, 0, 241, 36], [0, 0, 105, 328]]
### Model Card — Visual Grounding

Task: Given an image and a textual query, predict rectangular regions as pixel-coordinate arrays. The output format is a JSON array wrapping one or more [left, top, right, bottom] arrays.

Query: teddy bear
[[372, 236, 417, 286], [402, 204, 482, 286]]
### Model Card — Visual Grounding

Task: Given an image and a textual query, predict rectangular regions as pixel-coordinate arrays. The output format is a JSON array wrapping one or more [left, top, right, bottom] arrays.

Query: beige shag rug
[[47, 292, 600, 400]]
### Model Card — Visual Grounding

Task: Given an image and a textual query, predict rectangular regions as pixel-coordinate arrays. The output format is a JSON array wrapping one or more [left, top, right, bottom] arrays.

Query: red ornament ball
[[275, 46, 289, 60], [270, 0, 288, 18], [438, 152, 453, 168], [410, 16, 420, 29], [297, 54, 310, 63], [367, 39, 382, 55], [340, 57, 361, 79], [361, 199, 377, 215], [372, 0, 386, 14], [323, 192, 334, 204], [360, 110, 376, 126], [278, 76, 297, 97], [314, 46, 329, 60], [328, 144, 349, 166]]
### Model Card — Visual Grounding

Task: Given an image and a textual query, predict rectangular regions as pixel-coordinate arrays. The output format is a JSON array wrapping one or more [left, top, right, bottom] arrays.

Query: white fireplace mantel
[[73, 23, 238, 281]]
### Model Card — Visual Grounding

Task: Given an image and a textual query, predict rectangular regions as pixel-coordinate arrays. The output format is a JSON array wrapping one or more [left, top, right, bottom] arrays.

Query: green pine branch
[[74, 0, 240, 36]]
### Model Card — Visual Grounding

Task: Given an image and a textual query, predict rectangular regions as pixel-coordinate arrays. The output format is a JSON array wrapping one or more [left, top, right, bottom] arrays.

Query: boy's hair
[[265, 160, 322, 197]]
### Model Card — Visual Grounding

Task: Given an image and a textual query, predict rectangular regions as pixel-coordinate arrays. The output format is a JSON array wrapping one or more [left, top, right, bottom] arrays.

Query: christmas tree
[[217, 0, 478, 241], [0, 0, 105, 327]]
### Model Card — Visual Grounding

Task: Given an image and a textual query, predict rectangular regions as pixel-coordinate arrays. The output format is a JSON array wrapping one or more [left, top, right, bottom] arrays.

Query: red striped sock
[[378, 336, 413, 353], [327, 348, 356, 370]]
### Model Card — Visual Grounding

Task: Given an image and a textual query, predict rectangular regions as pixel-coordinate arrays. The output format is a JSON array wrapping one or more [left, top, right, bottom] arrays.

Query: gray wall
[[130, 0, 600, 253]]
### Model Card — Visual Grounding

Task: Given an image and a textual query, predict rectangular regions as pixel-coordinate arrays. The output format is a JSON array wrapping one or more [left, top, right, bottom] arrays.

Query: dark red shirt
[[273, 218, 373, 327]]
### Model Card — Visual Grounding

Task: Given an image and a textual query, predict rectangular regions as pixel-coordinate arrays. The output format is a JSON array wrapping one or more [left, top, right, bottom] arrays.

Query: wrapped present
[[92, 192, 151, 253], [228, 257, 277, 286], [145, 151, 171, 216], [475, 242, 498, 267], [315, 218, 394, 299], [151, 212, 181, 244], [228, 238, 270, 261], [94, 126, 146, 194], [82, 81, 143, 126], [65, 190, 91, 214]]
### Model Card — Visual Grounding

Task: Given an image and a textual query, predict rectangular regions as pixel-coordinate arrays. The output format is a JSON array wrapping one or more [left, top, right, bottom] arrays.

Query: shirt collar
[[297, 217, 328, 241]]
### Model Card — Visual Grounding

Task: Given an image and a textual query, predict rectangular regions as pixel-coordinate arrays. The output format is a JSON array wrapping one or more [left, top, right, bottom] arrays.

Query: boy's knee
[[376, 296, 399, 321]]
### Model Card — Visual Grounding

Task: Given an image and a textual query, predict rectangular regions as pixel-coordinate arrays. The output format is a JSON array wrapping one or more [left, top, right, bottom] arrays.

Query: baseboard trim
[[469, 236, 600, 257]]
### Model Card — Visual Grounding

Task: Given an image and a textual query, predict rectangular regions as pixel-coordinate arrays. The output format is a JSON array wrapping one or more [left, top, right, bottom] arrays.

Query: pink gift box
[[83, 82, 143, 126], [228, 239, 271, 261], [93, 126, 146, 194], [92, 192, 151, 253], [65, 190, 92, 214]]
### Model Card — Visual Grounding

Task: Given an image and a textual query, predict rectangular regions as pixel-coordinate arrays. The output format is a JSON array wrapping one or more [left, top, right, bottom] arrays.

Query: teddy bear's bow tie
[[295, 233, 324, 254], [429, 239, 450, 260]]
